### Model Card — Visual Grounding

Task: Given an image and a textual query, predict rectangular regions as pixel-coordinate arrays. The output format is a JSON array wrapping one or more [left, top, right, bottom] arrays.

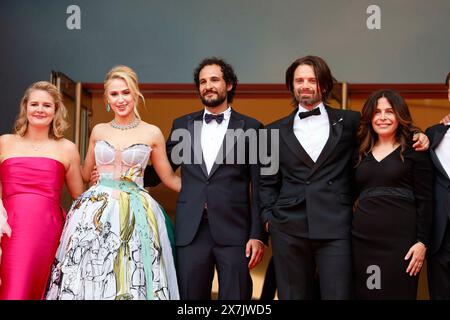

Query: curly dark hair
[[193, 57, 238, 103], [356, 89, 420, 166], [285, 55, 334, 105]]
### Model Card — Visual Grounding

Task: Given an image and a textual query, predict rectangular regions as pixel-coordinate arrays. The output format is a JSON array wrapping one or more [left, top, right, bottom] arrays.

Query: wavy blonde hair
[[104, 65, 145, 118], [14, 81, 68, 139]]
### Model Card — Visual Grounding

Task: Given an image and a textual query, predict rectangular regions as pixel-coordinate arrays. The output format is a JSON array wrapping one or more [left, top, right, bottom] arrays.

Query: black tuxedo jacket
[[144, 109, 265, 247], [426, 124, 450, 254], [260, 105, 360, 239]]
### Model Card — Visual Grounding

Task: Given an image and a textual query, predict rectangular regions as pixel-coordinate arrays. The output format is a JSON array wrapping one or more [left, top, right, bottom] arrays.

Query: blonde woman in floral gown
[[46, 66, 180, 300]]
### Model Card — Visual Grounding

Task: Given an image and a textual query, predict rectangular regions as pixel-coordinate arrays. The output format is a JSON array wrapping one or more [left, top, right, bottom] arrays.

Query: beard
[[296, 90, 322, 108], [200, 90, 227, 108]]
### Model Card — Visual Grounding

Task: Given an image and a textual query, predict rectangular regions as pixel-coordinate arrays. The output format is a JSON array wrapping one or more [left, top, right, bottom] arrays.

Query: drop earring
[[106, 103, 111, 112]]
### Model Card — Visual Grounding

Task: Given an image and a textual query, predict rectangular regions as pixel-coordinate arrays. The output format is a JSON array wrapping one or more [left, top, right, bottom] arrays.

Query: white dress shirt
[[435, 127, 450, 178], [201, 107, 232, 174], [293, 103, 329, 162]]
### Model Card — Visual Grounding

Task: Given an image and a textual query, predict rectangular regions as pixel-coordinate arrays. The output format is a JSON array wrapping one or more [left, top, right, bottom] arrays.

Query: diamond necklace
[[110, 118, 141, 130]]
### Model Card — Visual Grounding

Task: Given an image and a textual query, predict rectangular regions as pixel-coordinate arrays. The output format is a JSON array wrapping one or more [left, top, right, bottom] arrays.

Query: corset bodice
[[94, 140, 151, 187]]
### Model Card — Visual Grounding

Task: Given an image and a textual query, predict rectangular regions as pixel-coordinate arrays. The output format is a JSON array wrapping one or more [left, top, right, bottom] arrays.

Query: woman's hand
[[405, 241, 426, 276]]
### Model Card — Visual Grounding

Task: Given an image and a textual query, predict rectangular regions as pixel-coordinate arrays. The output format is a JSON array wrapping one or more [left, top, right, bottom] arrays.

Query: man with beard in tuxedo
[[144, 57, 265, 299]]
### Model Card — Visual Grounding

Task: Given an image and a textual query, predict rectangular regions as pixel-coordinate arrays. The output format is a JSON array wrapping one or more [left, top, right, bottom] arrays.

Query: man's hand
[[412, 132, 429, 151], [89, 166, 100, 186], [246, 239, 264, 269]]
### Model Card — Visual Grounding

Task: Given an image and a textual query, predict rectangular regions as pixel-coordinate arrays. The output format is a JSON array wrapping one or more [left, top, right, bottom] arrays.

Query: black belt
[[359, 187, 414, 201]]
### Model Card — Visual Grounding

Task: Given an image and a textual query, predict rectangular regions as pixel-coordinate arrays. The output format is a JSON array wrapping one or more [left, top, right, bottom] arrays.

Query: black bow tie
[[299, 107, 321, 119], [204, 113, 225, 124]]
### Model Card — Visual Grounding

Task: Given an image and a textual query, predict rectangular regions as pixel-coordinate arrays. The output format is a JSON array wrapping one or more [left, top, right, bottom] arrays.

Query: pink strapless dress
[[0, 157, 65, 300]]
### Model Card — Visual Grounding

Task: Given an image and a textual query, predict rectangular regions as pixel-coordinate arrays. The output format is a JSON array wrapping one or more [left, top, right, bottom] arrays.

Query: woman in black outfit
[[352, 89, 433, 299]]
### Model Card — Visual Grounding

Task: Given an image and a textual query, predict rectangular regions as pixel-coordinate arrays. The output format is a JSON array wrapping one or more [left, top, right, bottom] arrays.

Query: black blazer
[[144, 109, 265, 246], [426, 124, 450, 254], [260, 105, 360, 239]]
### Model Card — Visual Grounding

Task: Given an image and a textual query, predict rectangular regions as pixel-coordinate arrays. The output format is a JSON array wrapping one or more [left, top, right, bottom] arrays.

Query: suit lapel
[[187, 110, 208, 178], [430, 124, 449, 149], [308, 106, 344, 176], [430, 125, 450, 179], [208, 109, 245, 178], [279, 109, 315, 168]]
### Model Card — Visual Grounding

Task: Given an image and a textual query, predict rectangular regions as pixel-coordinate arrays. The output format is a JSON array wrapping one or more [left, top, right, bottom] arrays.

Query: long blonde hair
[[14, 81, 68, 139], [104, 65, 145, 118]]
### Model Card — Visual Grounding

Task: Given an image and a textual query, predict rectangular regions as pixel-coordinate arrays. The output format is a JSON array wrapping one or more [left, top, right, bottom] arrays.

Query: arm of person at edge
[[246, 121, 266, 270]]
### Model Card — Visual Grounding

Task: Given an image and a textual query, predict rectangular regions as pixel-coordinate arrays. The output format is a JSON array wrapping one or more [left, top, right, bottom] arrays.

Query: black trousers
[[176, 217, 252, 300], [270, 224, 354, 300], [260, 257, 277, 300], [428, 220, 450, 300]]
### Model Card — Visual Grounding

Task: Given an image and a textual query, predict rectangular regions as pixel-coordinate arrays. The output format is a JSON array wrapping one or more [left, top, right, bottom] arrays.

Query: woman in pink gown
[[0, 81, 84, 300]]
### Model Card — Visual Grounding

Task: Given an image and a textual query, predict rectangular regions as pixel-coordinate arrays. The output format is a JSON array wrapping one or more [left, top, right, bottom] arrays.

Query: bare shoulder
[[140, 121, 164, 137], [57, 138, 79, 154], [90, 122, 110, 139], [0, 134, 18, 149], [138, 122, 165, 148], [0, 134, 16, 145], [88, 122, 114, 143]]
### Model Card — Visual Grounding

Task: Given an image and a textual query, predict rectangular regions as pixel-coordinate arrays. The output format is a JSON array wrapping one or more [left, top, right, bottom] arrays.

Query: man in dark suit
[[426, 71, 450, 299], [258, 55, 431, 300], [144, 57, 265, 300], [260, 55, 359, 299]]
